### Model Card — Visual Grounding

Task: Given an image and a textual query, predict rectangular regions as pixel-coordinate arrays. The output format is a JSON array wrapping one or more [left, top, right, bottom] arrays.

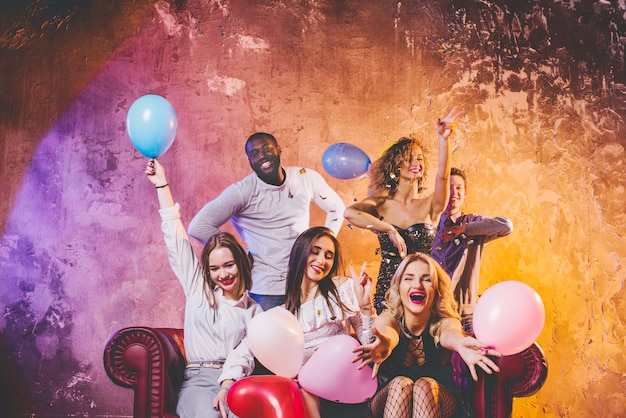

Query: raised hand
[[350, 262, 373, 309], [436, 106, 465, 138], [145, 159, 167, 187]]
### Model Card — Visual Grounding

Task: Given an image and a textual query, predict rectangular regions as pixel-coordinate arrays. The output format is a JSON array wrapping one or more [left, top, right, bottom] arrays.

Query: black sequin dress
[[374, 223, 436, 314]]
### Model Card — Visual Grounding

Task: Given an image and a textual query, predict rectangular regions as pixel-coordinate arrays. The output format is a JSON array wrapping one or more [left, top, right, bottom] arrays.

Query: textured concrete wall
[[0, 0, 624, 416]]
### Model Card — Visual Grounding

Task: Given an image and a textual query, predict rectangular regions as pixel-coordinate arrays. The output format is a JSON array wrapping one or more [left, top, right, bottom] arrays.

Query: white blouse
[[299, 278, 375, 363], [220, 278, 375, 383], [159, 203, 263, 382]]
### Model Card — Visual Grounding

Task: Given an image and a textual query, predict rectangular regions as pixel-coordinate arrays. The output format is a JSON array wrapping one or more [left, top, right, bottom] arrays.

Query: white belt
[[186, 361, 224, 369]]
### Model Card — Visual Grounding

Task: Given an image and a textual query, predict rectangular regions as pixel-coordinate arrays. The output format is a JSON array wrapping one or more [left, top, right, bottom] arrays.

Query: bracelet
[[155, 183, 169, 189], [360, 304, 373, 310], [219, 387, 229, 392]]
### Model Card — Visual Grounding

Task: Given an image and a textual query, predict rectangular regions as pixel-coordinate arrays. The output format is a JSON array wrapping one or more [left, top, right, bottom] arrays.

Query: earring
[[386, 172, 398, 189]]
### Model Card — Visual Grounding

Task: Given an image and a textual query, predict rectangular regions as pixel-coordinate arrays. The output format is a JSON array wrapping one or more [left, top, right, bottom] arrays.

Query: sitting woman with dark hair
[[223, 226, 375, 418]]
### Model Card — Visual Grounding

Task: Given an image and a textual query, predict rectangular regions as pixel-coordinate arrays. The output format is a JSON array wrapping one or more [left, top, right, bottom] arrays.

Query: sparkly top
[[376, 223, 437, 259], [373, 223, 436, 313]]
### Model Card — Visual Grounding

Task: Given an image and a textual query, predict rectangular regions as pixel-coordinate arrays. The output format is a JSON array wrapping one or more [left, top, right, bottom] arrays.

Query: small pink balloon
[[298, 335, 377, 404], [473, 281, 545, 356]]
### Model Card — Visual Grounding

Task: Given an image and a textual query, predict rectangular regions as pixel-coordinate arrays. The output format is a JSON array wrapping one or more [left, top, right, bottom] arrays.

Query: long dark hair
[[284, 227, 350, 317], [200, 232, 252, 307]]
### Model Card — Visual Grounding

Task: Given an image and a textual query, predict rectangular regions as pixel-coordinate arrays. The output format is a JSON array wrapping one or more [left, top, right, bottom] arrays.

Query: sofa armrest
[[104, 327, 185, 418], [452, 341, 548, 418], [503, 341, 548, 397]]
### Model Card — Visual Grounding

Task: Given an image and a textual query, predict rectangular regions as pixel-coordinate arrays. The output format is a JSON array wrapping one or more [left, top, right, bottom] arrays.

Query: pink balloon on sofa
[[227, 375, 305, 418], [473, 280, 545, 356], [298, 335, 377, 403]]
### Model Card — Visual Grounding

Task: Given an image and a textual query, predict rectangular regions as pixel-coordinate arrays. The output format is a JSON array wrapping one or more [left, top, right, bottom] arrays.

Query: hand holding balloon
[[145, 159, 167, 187], [473, 281, 545, 356], [126, 94, 178, 158]]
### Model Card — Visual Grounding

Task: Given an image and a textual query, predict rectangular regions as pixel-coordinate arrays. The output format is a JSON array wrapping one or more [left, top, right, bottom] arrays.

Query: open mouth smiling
[[409, 291, 426, 304]]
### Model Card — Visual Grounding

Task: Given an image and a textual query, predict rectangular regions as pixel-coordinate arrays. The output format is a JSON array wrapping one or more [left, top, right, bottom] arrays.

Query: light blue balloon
[[322, 143, 371, 180], [126, 94, 178, 158]]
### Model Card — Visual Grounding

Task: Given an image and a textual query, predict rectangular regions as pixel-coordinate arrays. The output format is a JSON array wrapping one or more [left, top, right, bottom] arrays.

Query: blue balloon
[[126, 94, 178, 158], [322, 143, 371, 180]]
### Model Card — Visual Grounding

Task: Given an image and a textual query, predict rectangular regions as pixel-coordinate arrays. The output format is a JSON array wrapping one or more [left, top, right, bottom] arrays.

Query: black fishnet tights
[[370, 376, 458, 418]]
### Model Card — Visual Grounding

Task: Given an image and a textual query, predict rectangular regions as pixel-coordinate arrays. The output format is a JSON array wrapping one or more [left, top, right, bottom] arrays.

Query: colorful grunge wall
[[1, 0, 624, 416]]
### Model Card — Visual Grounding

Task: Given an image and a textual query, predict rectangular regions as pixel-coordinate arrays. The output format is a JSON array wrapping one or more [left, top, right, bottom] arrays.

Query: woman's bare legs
[[301, 389, 321, 418]]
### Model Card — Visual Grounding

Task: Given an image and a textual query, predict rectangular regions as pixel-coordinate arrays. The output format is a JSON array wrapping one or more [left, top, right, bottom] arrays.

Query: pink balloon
[[247, 307, 304, 378], [473, 281, 545, 356], [298, 335, 377, 403], [227, 375, 305, 418]]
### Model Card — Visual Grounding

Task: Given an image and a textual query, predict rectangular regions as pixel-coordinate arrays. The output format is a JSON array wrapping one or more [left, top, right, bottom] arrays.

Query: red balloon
[[227, 375, 305, 418]]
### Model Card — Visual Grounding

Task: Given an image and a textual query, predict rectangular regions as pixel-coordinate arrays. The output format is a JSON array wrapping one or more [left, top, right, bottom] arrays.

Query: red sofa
[[104, 326, 547, 418]]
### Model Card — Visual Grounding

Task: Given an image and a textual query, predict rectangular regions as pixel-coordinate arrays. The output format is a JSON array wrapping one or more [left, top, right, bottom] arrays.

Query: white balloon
[[247, 307, 305, 378]]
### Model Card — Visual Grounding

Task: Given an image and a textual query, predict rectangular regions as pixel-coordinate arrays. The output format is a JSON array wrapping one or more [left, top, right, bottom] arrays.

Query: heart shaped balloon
[[298, 334, 377, 403], [227, 375, 305, 418]]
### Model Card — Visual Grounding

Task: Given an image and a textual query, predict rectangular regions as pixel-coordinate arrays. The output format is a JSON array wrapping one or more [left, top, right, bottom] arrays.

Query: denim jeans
[[249, 293, 286, 311]]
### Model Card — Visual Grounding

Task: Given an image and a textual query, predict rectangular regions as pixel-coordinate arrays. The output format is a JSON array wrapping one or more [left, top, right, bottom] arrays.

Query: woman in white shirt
[[284, 226, 375, 418], [221, 226, 375, 417], [146, 160, 263, 418]]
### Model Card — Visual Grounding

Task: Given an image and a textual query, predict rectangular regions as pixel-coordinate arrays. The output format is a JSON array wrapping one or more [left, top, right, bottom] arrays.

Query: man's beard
[[252, 156, 281, 181]]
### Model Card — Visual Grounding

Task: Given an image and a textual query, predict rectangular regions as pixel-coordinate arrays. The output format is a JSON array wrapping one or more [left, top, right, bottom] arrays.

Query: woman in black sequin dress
[[344, 107, 463, 313]]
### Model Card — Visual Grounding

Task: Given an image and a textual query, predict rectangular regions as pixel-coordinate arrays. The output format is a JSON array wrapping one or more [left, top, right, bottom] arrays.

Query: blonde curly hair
[[384, 253, 460, 346]]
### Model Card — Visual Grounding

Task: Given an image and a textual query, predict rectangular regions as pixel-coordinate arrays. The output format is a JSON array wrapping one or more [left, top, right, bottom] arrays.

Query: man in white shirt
[[189, 132, 346, 311]]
